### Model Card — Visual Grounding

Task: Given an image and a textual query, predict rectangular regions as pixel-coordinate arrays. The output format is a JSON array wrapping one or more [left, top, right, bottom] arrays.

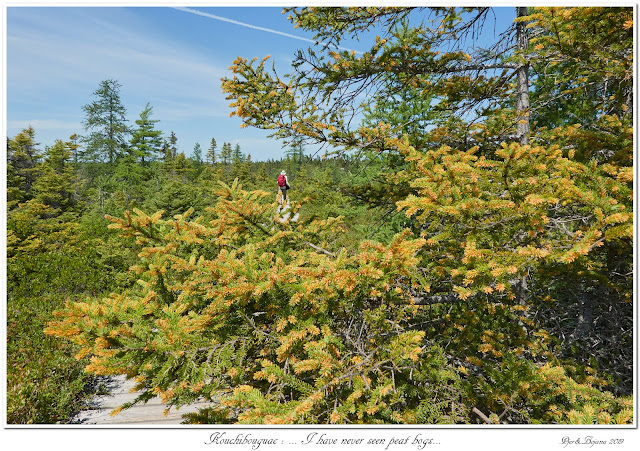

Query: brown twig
[[303, 240, 336, 257], [472, 406, 493, 424]]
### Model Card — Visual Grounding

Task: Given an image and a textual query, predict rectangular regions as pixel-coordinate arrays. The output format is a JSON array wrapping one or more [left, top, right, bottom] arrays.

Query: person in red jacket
[[277, 170, 290, 203]]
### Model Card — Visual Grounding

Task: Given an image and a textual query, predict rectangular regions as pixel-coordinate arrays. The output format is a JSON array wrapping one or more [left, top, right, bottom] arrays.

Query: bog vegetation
[[7, 7, 633, 424]]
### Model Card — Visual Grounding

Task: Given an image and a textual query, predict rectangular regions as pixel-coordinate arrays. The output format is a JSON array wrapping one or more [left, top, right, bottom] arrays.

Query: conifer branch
[[472, 406, 492, 424], [411, 294, 459, 305], [302, 241, 336, 257]]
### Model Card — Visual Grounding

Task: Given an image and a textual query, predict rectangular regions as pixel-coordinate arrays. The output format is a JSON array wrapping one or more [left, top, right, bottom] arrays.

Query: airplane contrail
[[173, 7, 363, 54]]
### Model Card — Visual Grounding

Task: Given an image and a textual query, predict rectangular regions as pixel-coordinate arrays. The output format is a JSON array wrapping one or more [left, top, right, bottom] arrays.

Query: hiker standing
[[277, 170, 290, 203]]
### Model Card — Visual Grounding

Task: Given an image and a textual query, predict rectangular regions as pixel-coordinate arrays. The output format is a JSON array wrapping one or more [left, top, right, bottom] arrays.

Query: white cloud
[[7, 13, 228, 98], [173, 7, 364, 54], [7, 8, 230, 143], [5, 7, 301, 160]]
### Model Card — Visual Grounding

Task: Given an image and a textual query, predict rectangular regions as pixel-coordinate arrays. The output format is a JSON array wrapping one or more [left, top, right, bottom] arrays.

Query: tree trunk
[[515, 7, 530, 146], [624, 85, 633, 119], [563, 283, 594, 354]]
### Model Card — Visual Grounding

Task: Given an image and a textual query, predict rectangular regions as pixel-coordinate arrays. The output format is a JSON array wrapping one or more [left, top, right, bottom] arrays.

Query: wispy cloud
[[173, 7, 364, 54], [7, 8, 228, 118], [5, 7, 300, 159]]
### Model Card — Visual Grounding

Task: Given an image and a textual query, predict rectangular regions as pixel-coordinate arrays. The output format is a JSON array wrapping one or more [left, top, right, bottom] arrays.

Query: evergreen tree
[[162, 131, 180, 178], [190, 143, 204, 179], [220, 142, 232, 166], [217, 5, 633, 420], [67, 134, 82, 164], [232, 143, 245, 162], [31, 140, 76, 215], [206, 137, 217, 165], [144, 175, 203, 216], [256, 162, 269, 184], [47, 181, 633, 424], [111, 153, 146, 210], [81, 79, 130, 164], [520, 6, 633, 384], [232, 152, 251, 182], [129, 103, 163, 165], [166, 131, 178, 160], [285, 138, 305, 164], [223, 7, 533, 154], [7, 126, 41, 206], [192, 143, 203, 164], [527, 7, 632, 163], [173, 152, 189, 181]]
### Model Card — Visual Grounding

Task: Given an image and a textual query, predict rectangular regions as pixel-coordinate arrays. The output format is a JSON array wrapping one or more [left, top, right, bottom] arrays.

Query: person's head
[[281, 170, 286, 175]]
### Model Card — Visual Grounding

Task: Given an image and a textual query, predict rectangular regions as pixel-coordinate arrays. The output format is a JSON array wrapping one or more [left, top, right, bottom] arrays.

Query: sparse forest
[[7, 6, 634, 425]]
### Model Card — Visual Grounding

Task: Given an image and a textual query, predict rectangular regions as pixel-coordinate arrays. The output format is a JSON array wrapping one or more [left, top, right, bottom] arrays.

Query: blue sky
[[5, 3, 517, 161], [6, 5, 336, 161]]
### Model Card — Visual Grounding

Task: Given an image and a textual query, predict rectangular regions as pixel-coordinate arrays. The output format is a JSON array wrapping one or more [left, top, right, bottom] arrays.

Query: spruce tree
[[81, 79, 130, 164], [162, 131, 180, 178], [31, 140, 76, 215], [7, 126, 41, 206], [130, 103, 163, 165], [192, 143, 203, 164], [219, 5, 633, 420], [46, 180, 633, 424], [166, 131, 178, 160], [220, 142, 232, 166], [232, 143, 245, 163], [190, 143, 204, 179], [206, 138, 217, 165], [285, 138, 305, 164], [66, 134, 82, 164]]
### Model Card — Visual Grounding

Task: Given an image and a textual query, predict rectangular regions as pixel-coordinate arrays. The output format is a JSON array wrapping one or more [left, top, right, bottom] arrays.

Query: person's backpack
[[277, 174, 287, 187]]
